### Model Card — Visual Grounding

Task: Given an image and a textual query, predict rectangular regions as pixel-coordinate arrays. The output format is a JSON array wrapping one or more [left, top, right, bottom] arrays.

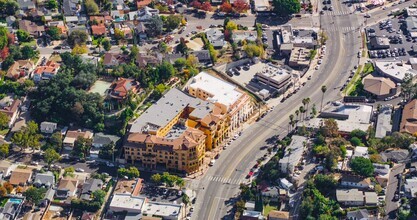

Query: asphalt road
[[191, 1, 362, 219]]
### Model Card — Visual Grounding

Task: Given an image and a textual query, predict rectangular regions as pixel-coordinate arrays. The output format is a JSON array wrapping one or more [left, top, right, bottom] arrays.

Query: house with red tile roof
[[33, 61, 60, 82], [136, 0, 152, 9], [109, 78, 141, 100], [91, 24, 107, 36]]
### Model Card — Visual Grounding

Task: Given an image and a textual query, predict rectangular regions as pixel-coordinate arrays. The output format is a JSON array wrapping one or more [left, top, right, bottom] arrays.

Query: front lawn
[[263, 203, 279, 216], [20, 40, 37, 48]]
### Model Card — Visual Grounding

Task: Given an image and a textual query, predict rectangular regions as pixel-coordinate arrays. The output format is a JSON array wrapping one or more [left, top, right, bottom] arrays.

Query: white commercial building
[[374, 60, 417, 82], [305, 103, 373, 134], [109, 194, 146, 213], [279, 135, 307, 174], [187, 71, 253, 132], [143, 202, 184, 220]]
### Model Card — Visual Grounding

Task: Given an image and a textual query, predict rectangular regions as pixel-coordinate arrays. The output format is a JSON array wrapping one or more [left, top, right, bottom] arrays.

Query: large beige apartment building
[[123, 72, 253, 174], [186, 71, 253, 133]]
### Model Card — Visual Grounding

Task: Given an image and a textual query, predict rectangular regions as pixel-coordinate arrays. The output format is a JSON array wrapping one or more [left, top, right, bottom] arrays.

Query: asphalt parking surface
[[366, 15, 417, 61], [141, 184, 184, 204]]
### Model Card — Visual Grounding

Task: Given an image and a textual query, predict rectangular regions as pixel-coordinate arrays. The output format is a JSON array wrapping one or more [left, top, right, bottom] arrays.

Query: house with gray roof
[[137, 6, 159, 21], [336, 189, 364, 206], [92, 133, 120, 148], [6, 16, 16, 27], [206, 28, 226, 49], [34, 172, 55, 188], [17, 0, 35, 10], [279, 135, 307, 174], [63, 0, 80, 16], [80, 179, 103, 200], [375, 106, 392, 138], [406, 17, 417, 38], [40, 122, 57, 134], [380, 149, 410, 163], [346, 209, 375, 220], [190, 50, 212, 65]]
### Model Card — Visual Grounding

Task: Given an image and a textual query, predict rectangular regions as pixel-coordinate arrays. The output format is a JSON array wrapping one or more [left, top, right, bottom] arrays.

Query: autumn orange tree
[[220, 1, 232, 13], [233, 0, 249, 13]]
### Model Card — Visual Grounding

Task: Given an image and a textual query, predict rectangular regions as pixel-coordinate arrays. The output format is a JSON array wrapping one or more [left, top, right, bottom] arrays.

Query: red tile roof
[[91, 25, 106, 36]]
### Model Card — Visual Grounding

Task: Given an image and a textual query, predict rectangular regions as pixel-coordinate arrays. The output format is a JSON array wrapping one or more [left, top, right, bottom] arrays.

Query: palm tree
[[289, 114, 294, 131], [320, 85, 327, 112], [299, 106, 305, 122], [303, 97, 311, 119], [295, 110, 300, 126]]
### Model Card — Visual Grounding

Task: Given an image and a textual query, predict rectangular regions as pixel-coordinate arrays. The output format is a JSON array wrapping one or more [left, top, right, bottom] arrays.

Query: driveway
[[384, 164, 404, 220]]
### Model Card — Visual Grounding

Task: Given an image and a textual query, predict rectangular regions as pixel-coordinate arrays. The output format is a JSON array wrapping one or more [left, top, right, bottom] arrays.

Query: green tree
[[23, 187, 46, 206], [129, 45, 139, 61], [114, 28, 125, 44], [146, 16, 163, 37], [92, 189, 106, 203], [313, 174, 337, 196], [98, 141, 115, 161], [102, 38, 111, 51], [320, 85, 327, 112], [176, 38, 188, 55], [16, 30, 31, 42], [73, 136, 92, 159], [225, 21, 238, 31], [0, 0, 19, 16], [350, 157, 374, 177], [64, 166, 75, 177], [0, 112, 9, 129], [68, 30, 88, 47], [46, 0, 58, 9], [117, 167, 140, 179], [165, 15, 182, 32], [46, 26, 61, 40], [0, 27, 9, 49], [85, 0, 99, 15], [151, 173, 162, 184], [21, 45, 38, 59], [244, 44, 262, 57], [43, 148, 60, 166], [11, 121, 41, 151], [272, 0, 301, 17], [0, 144, 9, 158], [350, 137, 362, 146], [321, 119, 338, 138]]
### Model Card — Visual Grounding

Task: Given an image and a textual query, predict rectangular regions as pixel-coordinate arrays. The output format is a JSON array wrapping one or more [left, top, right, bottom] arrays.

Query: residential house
[[19, 20, 45, 37], [17, 0, 35, 10], [33, 61, 60, 82], [113, 178, 143, 196], [63, 0, 80, 16], [261, 187, 279, 202], [0, 98, 21, 128], [374, 163, 390, 187], [254, 0, 270, 12], [405, 178, 417, 198], [364, 191, 378, 206], [43, 188, 56, 203], [268, 211, 290, 220], [232, 30, 258, 42], [0, 160, 12, 177], [137, 6, 159, 21], [401, 99, 417, 134], [33, 172, 55, 188], [80, 179, 103, 200], [206, 28, 226, 49], [336, 189, 364, 206], [92, 133, 120, 148], [56, 177, 79, 199], [136, 53, 161, 68], [63, 129, 94, 149], [241, 210, 263, 220], [375, 106, 392, 138], [278, 135, 307, 174], [0, 197, 24, 220], [190, 50, 212, 65], [91, 25, 107, 36], [9, 168, 33, 186], [40, 122, 57, 134], [380, 149, 410, 163], [340, 175, 371, 189], [362, 75, 397, 100], [6, 60, 34, 79], [346, 209, 373, 220], [244, 201, 255, 211], [6, 16, 16, 27], [108, 78, 141, 100], [103, 53, 128, 68], [163, 53, 185, 64], [114, 23, 133, 40], [136, 0, 152, 9], [353, 146, 369, 159]]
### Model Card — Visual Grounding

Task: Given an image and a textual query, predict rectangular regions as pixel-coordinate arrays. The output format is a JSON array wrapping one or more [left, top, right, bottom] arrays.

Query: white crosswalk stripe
[[325, 10, 351, 16], [325, 26, 357, 32], [208, 176, 242, 185]]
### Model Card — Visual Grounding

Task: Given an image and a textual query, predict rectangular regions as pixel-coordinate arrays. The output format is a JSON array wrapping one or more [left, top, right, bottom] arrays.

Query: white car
[[209, 160, 216, 166], [31, 161, 39, 165], [75, 168, 85, 172], [318, 59, 322, 64]]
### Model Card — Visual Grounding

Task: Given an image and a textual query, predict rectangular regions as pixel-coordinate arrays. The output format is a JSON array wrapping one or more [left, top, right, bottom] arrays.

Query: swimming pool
[[8, 198, 23, 204]]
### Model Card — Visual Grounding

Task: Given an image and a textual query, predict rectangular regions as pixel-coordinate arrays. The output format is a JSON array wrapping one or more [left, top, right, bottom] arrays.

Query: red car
[[246, 171, 254, 179]]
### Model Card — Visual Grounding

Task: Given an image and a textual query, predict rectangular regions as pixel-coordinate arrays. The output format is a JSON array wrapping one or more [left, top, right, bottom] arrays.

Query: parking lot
[[366, 15, 417, 61], [141, 184, 184, 204]]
